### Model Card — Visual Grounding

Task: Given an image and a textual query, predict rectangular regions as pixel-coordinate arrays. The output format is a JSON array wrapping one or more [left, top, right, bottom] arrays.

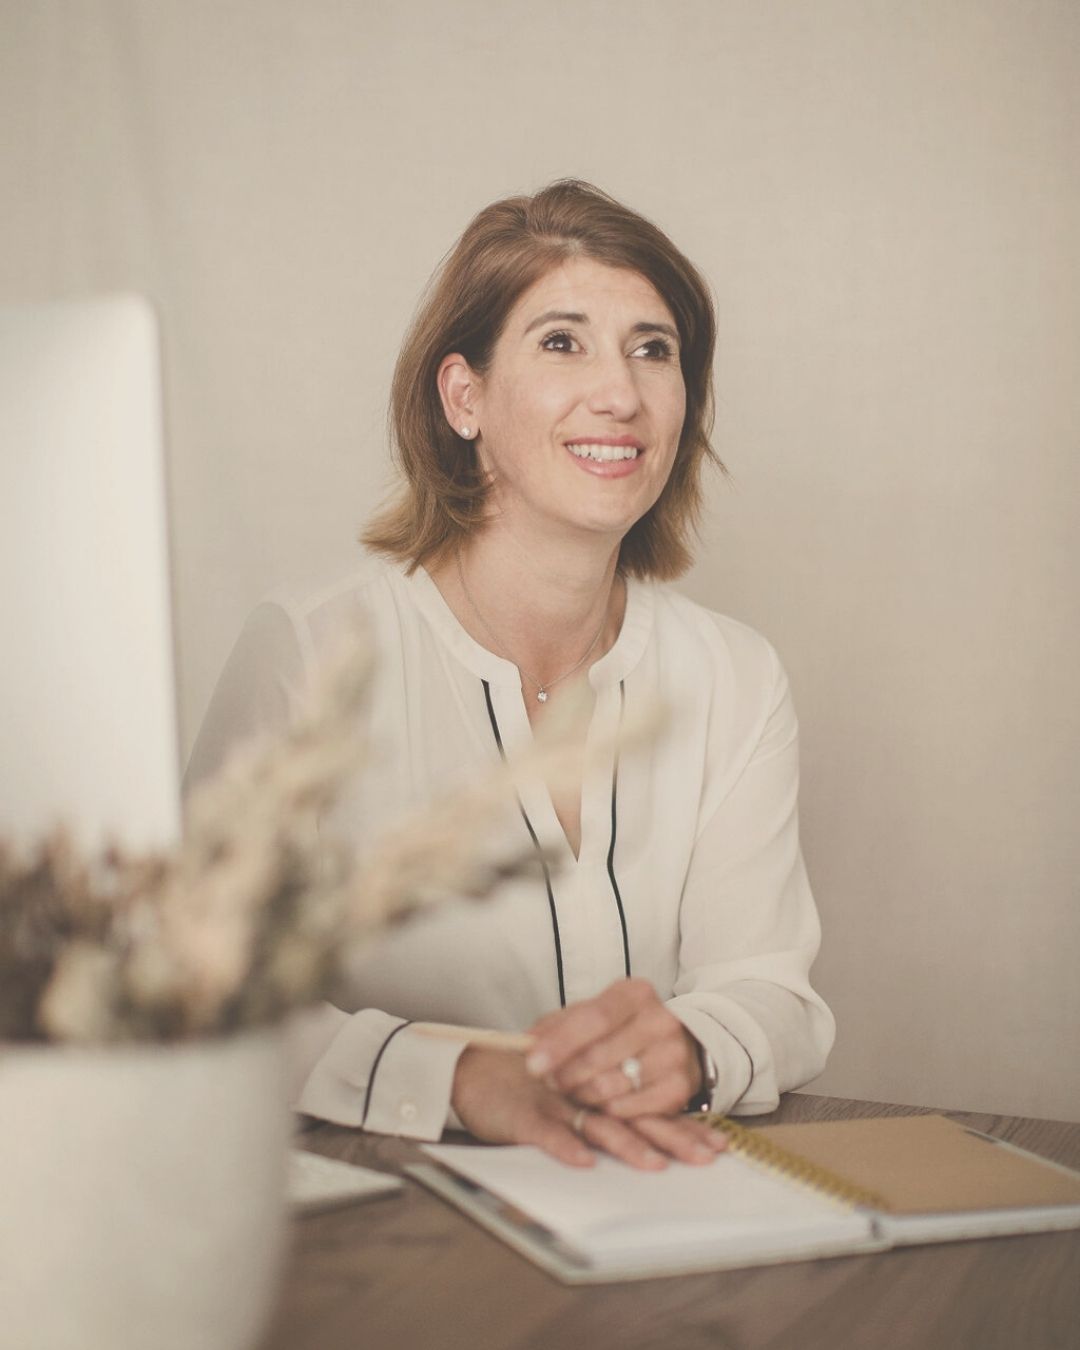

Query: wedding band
[[621, 1056, 643, 1092], [571, 1107, 589, 1136]]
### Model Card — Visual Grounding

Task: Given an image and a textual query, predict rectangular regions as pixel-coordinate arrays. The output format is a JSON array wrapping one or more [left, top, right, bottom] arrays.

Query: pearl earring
[[459, 425, 473, 439]]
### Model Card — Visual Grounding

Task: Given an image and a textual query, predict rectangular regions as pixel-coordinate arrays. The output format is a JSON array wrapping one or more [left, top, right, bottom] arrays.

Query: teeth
[[568, 442, 640, 462]]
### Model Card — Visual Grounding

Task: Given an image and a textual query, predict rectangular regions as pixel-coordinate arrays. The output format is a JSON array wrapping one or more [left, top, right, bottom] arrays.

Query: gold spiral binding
[[708, 1115, 888, 1212]]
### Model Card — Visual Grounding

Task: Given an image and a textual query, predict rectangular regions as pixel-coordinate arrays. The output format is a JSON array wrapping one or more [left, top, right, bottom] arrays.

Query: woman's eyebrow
[[630, 320, 680, 341], [522, 311, 680, 341], [523, 309, 588, 334]]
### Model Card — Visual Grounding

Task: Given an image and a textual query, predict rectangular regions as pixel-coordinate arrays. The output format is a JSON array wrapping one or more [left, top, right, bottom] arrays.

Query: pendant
[[536, 688, 548, 703]]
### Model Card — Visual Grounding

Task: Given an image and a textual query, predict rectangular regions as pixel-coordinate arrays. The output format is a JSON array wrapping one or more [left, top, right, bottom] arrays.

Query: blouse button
[[400, 1100, 417, 1123]]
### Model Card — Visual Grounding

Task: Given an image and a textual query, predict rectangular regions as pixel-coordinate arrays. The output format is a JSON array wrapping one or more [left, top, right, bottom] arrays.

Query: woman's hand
[[450, 1044, 724, 1170], [525, 977, 705, 1119]]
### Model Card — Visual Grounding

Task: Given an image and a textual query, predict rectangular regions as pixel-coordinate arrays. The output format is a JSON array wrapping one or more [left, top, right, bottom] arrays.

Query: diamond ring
[[621, 1056, 643, 1092]]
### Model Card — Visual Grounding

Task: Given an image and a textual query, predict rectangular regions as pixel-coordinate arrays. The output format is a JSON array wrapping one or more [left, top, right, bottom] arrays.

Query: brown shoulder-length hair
[[363, 179, 720, 581]]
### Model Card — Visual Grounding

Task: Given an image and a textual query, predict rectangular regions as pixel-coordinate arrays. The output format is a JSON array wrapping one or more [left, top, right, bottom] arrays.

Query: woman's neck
[[430, 523, 626, 697]]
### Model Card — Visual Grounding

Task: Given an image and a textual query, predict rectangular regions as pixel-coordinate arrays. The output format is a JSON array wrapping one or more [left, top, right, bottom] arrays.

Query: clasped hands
[[450, 978, 726, 1170]]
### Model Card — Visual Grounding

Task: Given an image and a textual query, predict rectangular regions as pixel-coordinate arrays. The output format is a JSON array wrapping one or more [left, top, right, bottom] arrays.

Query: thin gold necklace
[[456, 552, 609, 703]]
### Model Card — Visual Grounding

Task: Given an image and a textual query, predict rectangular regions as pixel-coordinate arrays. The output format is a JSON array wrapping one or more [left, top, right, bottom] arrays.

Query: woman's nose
[[585, 351, 641, 421]]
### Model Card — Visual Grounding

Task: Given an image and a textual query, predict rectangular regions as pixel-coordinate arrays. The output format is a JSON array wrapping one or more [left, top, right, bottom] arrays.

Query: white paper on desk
[[421, 1143, 873, 1272], [288, 1149, 403, 1212]]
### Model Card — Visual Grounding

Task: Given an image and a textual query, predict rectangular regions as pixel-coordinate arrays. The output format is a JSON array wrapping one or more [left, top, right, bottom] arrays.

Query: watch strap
[[684, 1038, 718, 1114]]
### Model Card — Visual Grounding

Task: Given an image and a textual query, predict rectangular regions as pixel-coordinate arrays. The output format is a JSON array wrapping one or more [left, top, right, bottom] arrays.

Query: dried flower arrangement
[[0, 632, 621, 1045]]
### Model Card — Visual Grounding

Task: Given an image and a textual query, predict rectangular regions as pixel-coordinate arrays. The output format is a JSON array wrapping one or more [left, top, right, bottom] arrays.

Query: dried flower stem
[[0, 630, 660, 1044]]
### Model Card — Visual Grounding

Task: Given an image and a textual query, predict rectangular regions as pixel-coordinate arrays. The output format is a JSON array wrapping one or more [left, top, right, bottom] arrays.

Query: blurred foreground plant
[[1, 632, 656, 1044]]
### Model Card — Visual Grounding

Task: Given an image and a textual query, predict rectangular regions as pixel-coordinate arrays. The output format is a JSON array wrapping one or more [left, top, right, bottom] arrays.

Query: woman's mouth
[[566, 442, 641, 463]]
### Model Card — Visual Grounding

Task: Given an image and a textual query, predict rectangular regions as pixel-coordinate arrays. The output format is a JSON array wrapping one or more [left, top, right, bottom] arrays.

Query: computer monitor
[[0, 295, 181, 851]]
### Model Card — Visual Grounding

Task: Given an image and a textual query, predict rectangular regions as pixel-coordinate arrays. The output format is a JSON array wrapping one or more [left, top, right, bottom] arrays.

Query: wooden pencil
[[411, 1022, 534, 1052]]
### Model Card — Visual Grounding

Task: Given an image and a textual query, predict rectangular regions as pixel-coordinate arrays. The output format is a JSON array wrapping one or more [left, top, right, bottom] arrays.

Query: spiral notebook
[[408, 1114, 1080, 1283]]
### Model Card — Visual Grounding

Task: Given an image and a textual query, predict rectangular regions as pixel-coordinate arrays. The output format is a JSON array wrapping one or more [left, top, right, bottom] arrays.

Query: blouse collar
[[394, 560, 655, 691]]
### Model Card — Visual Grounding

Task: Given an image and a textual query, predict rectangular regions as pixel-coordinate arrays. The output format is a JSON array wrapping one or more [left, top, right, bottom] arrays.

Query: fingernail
[[693, 1144, 715, 1163], [525, 1050, 550, 1076], [643, 1149, 666, 1167]]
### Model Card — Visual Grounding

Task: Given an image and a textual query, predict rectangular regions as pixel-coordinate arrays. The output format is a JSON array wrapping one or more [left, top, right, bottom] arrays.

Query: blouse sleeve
[[183, 601, 467, 1141], [666, 639, 835, 1116]]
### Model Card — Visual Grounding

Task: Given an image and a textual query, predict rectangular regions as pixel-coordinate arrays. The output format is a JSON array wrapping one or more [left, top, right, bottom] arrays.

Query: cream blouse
[[184, 557, 834, 1139]]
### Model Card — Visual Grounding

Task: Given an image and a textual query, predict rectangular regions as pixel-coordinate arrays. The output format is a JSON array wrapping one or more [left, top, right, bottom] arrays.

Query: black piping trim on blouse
[[481, 680, 566, 1008], [607, 679, 631, 978], [360, 1018, 413, 1129]]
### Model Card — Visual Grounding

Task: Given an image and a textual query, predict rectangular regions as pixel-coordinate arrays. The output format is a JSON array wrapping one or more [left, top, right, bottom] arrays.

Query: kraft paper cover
[[753, 1113, 1080, 1216]]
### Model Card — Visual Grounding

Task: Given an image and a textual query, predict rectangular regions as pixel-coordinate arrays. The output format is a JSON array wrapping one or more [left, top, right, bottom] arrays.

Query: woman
[[186, 180, 834, 1171]]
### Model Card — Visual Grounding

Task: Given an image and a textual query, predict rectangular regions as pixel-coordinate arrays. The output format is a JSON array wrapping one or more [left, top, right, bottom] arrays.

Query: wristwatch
[[684, 1039, 719, 1115]]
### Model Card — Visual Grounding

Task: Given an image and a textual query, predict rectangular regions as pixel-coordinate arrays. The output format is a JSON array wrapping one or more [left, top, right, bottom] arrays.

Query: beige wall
[[3, 0, 1077, 1120]]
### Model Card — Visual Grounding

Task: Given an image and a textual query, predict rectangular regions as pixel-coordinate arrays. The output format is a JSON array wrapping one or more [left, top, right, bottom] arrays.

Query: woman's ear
[[437, 354, 480, 440]]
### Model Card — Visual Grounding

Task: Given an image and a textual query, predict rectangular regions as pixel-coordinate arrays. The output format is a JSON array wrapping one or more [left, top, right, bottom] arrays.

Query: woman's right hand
[[450, 1047, 724, 1170]]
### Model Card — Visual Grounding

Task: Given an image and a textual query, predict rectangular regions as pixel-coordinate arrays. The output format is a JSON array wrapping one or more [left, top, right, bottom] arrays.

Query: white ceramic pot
[[0, 1028, 290, 1350]]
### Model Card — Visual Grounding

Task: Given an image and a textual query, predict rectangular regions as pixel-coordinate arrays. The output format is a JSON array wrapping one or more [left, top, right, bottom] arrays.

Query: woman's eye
[[633, 337, 676, 360], [540, 330, 578, 353]]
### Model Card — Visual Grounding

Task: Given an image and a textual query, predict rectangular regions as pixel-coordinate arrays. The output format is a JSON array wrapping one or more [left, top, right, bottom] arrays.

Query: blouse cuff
[[362, 1025, 467, 1140], [669, 1005, 755, 1115], [293, 1009, 467, 1140]]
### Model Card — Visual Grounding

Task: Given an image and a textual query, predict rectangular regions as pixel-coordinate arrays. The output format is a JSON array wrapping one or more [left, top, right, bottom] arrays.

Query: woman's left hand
[[525, 977, 703, 1119]]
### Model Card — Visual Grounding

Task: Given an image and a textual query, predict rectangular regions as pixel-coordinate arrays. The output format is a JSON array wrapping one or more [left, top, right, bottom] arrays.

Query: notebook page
[[422, 1143, 868, 1265]]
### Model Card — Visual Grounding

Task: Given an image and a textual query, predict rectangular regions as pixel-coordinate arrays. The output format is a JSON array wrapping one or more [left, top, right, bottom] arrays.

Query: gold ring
[[571, 1107, 589, 1136]]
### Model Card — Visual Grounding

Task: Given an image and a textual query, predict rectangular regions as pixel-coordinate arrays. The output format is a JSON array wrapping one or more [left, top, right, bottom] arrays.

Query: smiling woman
[[366, 180, 719, 582], [186, 180, 834, 1172], [436, 259, 686, 547]]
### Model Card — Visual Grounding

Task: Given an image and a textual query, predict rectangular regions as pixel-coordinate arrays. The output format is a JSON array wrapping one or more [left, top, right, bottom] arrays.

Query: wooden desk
[[260, 1095, 1080, 1350]]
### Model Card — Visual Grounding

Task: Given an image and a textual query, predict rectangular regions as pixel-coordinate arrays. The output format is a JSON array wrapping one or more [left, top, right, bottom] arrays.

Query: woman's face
[[465, 257, 687, 546]]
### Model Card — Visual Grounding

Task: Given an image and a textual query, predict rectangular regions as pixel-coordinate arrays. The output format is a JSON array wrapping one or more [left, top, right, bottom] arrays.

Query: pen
[[411, 1022, 534, 1052]]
